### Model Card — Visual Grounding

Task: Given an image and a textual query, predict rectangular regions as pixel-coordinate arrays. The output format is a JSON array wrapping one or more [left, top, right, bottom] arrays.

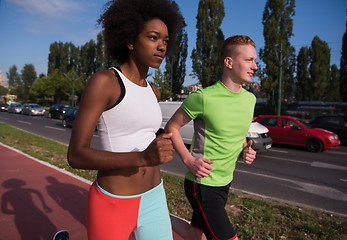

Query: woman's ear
[[224, 57, 232, 70], [128, 43, 134, 50]]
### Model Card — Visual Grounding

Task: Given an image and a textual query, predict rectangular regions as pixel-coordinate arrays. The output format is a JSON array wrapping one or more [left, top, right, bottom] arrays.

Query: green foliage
[[259, 0, 296, 111], [296, 46, 310, 101], [340, 24, 347, 102], [0, 85, 7, 95], [20, 64, 37, 101], [328, 64, 341, 101], [309, 36, 331, 101], [165, 17, 188, 99], [191, 0, 224, 88], [30, 69, 84, 103], [48, 42, 79, 75], [6, 65, 21, 92], [151, 69, 171, 101]]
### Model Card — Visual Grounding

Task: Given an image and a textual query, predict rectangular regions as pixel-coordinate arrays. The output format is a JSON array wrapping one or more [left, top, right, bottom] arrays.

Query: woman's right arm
[[67, 70, 173, 170]]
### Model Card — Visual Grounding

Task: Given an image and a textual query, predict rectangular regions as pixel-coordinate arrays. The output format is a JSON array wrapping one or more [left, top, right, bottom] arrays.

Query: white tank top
[[97, 67, 162, 152]]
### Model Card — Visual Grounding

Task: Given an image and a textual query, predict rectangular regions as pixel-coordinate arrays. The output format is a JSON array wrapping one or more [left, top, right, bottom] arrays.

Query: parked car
[[49, 104, 70, 119], [254, 115, 340, 152], [0, 103, 9, 111], [246, 122, 272, 153], [158, 101, 272, 153], [309, 115, 347, 144], [21, 103, 45, 116], [62, 107, 79, 128], [8, 103, 22, 114]]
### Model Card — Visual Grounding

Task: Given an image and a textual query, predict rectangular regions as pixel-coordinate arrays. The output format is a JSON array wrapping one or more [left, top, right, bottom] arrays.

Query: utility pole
[[71, 70, 75, 107], [277, 42, 283, 116]]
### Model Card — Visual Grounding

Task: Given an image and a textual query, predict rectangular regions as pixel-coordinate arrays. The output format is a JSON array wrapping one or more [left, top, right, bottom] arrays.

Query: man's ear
[[224, 57, 232, 70]]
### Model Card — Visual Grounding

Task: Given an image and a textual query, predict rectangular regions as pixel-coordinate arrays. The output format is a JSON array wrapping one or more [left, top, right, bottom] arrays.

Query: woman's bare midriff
[[96, 166, 162, 196]]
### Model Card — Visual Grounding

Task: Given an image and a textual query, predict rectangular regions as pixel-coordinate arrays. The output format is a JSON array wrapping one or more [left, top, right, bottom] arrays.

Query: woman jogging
[[67, 0, 182, 239]]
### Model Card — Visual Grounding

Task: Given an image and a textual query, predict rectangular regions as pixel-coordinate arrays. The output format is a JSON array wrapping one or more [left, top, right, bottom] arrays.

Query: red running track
[[0, 143, 183, 240]]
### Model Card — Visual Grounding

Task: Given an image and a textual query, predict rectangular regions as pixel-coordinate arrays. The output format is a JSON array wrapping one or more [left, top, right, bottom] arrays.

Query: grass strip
[[1, 122, 346, 239]]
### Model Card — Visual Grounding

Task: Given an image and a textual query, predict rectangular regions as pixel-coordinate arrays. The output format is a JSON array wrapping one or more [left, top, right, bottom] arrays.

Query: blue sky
[[0, 0, 346, 86]]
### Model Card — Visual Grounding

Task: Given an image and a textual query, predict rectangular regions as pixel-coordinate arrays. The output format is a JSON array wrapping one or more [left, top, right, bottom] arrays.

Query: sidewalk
[[0, 143, 183, 240]]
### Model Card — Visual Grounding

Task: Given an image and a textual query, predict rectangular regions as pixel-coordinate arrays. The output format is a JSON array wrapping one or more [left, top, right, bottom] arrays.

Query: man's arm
[[165, 107, 213, 178]]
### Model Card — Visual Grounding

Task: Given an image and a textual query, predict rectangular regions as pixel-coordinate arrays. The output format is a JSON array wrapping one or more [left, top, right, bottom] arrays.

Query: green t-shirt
[[181, 81, 256, 187]]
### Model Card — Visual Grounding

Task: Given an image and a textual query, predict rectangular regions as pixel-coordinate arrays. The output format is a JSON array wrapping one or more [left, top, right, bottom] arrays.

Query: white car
[[21, 103, 45, 116], [8, 103, 22, 114], [159, 101, 272, 153]]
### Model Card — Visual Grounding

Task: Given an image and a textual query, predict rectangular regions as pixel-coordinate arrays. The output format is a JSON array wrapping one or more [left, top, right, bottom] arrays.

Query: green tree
[[259, 0, 296, 113], [30, 69, 84, 103], [79, 40, 97, 84], [0, 85, 7, 95], [48, 42, 59, 75], [21, 64, 37, 101], [296, 46, 310, 101], [309, 36, 331, 101], [48, 42, 80, 75], [6, 65, 21, 91], [327, 64, 340, 102], [191, 0, 225, 88], [340, 23, 347, 102], [164, 17, 188, 99], [151, 69, 170, 101]]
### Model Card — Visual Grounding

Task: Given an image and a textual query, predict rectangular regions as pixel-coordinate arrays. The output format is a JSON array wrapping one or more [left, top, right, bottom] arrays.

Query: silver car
[[22, 103, 45, 116], [8, 103, 22, 114]]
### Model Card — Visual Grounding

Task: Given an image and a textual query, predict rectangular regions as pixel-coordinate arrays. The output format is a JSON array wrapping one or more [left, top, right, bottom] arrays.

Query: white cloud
[[8, 0, 83, 19]]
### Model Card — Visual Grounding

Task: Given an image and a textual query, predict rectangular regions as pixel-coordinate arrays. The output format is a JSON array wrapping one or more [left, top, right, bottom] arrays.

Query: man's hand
[[242, 140, 256, 164], [143, 133, 173, 166], [184, 156, 214, 178]]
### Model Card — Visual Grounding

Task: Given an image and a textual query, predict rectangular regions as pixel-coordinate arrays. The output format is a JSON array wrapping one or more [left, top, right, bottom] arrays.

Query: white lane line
[[235, 169, 347, 201], [260, 154, 310, 165], [311, 162, 347, 171], [44, 126, 66, 131], [17, 120, 31, 125], [0, 116, 9, 120], [268, 149, 288, 153], [340, 179, 347, 182]]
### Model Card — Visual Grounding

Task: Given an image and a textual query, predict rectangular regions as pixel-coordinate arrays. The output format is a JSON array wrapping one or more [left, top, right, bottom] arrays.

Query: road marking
[[0, 116, 9, 120], [45, 126, 66, 131], [235, 169, 347, 201], [17, 120, 31, 125], [255, 155, 347, 171], [340, 179, 347, 182], [311, 162, 347, 171], [268, 149, 288, 153], [260, 154, 310, 165]]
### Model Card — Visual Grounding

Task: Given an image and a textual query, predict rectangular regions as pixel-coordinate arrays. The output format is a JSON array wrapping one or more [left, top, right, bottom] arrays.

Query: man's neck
[[221, 76, 242, 93]]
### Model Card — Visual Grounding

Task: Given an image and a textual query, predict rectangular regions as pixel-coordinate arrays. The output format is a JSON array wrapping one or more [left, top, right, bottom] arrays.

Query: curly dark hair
[[98, 0, 182, 64]]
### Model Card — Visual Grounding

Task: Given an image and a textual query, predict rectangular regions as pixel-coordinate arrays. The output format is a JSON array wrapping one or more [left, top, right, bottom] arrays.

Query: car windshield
[[295, 118, 312, 129], [30, 104, 40, 108]]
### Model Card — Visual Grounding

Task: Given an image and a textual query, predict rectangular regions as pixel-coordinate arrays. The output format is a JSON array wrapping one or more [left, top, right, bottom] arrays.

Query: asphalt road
[[1, 111, 347, 217]]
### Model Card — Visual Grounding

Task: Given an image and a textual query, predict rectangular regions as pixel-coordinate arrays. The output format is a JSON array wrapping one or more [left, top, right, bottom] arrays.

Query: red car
[[254, 115, 340, 152]]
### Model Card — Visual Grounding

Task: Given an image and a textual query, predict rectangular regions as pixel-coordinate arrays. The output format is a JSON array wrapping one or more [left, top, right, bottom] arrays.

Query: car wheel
[[307, 138, 323, 152], [62, 119, 67, 128]]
